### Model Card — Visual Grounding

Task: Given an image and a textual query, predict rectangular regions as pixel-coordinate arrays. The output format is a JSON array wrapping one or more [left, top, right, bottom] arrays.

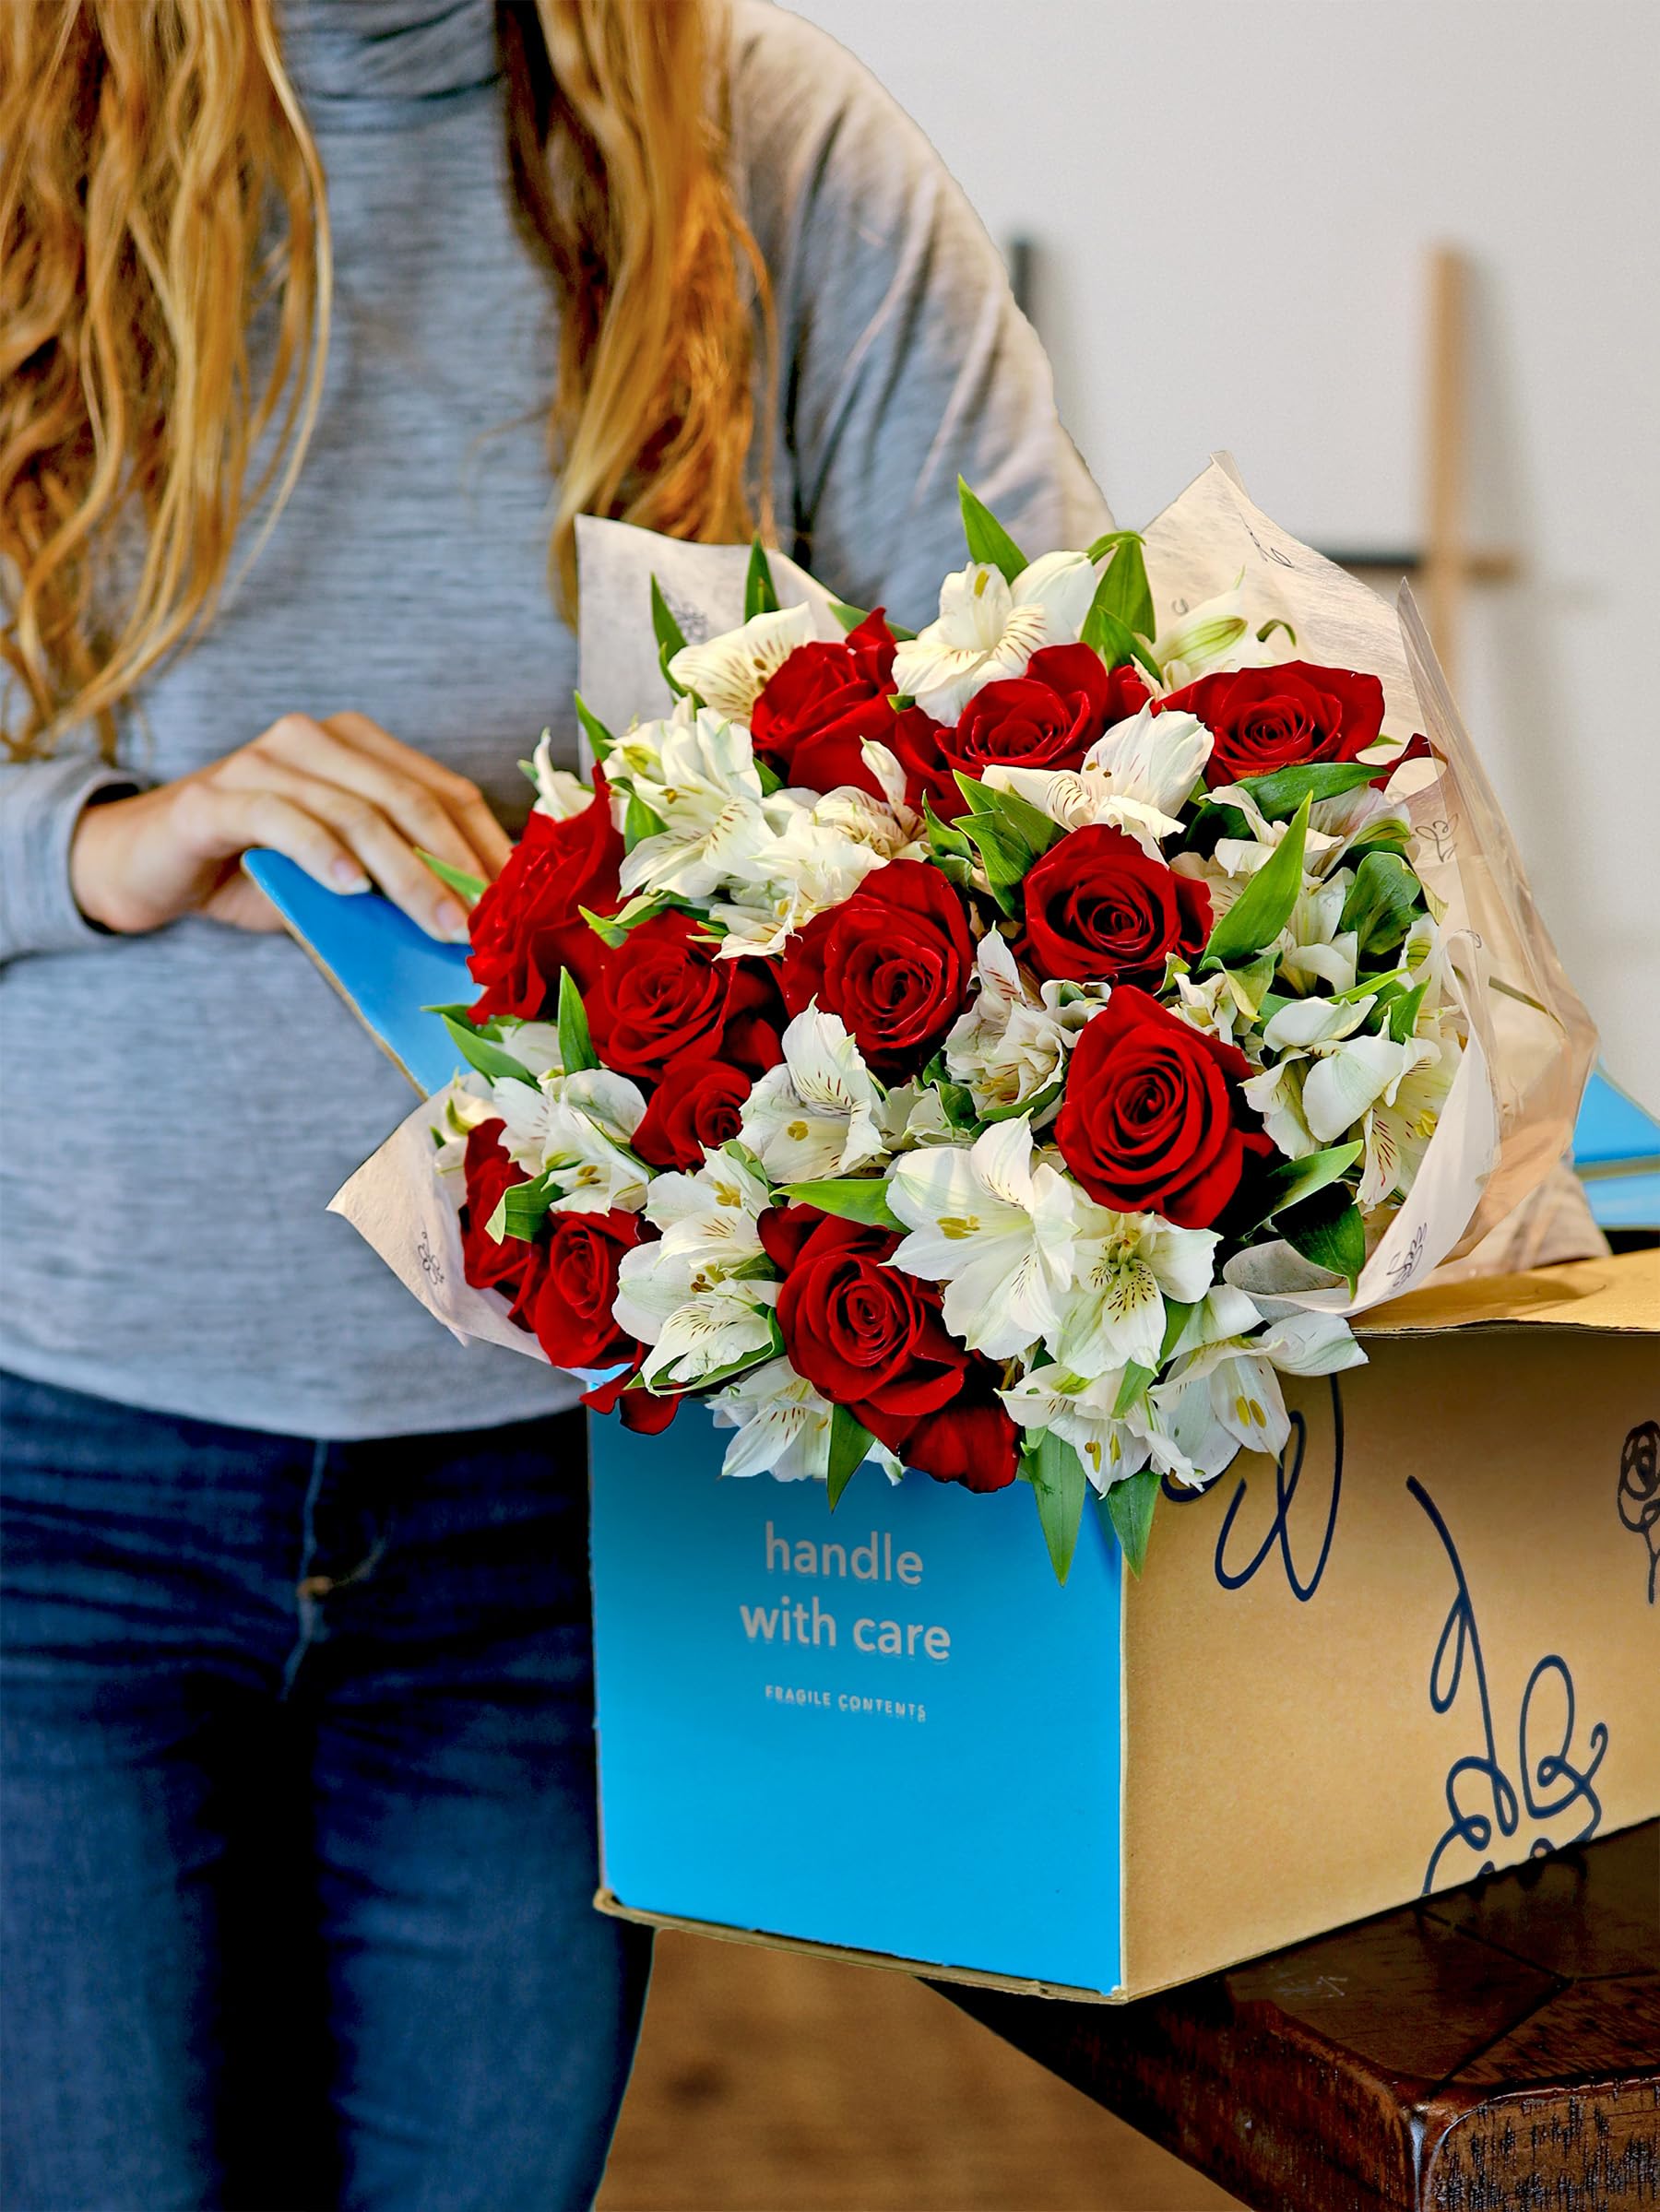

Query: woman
[[0, 2, 1107, 2205]]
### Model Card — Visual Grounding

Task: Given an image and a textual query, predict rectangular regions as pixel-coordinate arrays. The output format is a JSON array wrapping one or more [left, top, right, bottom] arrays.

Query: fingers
[[174, 780, 373, 900], [210, 751, 471, 940], [324, 712, 513, 877], [249, 713, 504, 890]]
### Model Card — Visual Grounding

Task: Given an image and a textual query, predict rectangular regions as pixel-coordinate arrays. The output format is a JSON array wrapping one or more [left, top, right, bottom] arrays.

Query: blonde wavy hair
[[0, 0, 769, 761]]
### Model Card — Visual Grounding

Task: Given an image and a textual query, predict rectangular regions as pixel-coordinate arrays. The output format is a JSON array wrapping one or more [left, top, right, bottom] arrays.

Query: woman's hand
[[69, 711, 513, 940]]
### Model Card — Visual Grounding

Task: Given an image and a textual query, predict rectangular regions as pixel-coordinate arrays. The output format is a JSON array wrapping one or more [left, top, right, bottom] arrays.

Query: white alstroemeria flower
[[873, 1080, 957, 1153], [1275, 875, 1359, 997], [711, 783, 921, 958], [1210, 784, 1343, 880], [1153, 1308, 1367, 1474], [886, 1116, 1077, 1359], [943, 931, 1104, 1120], [1049, 1202, 1220, 1378], [491, 1017, 566, 1078], [1168, 966, 1265, 1054], [639, 1280, 779, 1392], [985, 704, 1211, 858], [490, 1067, 650, 1212], [710, 1357, 842, 1482], [1243, 995, 1429, 1160], [617, 704, 770, 901], [1358, 1012, 1463, 1207], [667, 603, 817, 719], [739, 1007, 886, 1182], [528, 732, 595, 821], [1002, 1365, 1155, 1496], [611, 1151, 772, 1343], [1152, 579, 1295, 690], [892, 551, 1099, 723]]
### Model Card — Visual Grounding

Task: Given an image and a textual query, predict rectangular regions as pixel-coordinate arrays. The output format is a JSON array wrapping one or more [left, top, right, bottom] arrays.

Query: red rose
[[581, 1368, 681, 1433], [459, 1120, 532, 1298], [522, 1206, 646, 1371], [893, 1358, 1020, 1493], [750, 611, 899, 797], [768, 1207, 966, 1433], [1022, 824, 1211, 986], [587, 912, 783, 1082], [948, 646, 1144, 779], [1056, 986, 1271, 1228], [1160, 661, 1385, 790], [888, 654, 1149, 821], [632, 1053, 753, 1171], [779, 857, 971, 1078], [466, 772, 622, 1020]]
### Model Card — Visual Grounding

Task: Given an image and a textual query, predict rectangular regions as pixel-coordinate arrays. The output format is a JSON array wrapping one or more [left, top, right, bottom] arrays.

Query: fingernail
[[434, 897, 468, 940], [332, 858, 371, 891]]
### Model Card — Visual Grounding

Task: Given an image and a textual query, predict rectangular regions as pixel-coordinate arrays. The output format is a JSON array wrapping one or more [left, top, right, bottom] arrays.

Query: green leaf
[[486, 1170, 560, 1244], [416, 850, 485, 908], [623, 792, 667, 850], [1093, 535, 1156, 642], [437, 1010, 539, 1089], [1281, 1184, 1367, 1287], [827, 1406, 873, 1510], [754, 757, 784, 797], [1103, 1467, 1159, 1578], [1236, 760, 1379, 820], [580, 893, 669, 949], [1387, 978, 1429, 1044], [1023, 1428, 1087, 1586], [957, 478, 1026, 583], [649, 575, 687, 659], [954, 772, 1061, 861], [976, 1079, 1061, 1128], [573, 692, 615, 763], [1202, 794, 1311, 967], [1231, 1140, 1364, 1236], [1158, 1298, 1196, 1363], [924, 801, 975, 868], [1112, 1363, 1156, 1418], [556, 968, 598, 1075], [1339, 851, 1424, 960], [1080, 588, 1162, 680], [425, 999, 498, 1035], [1083, 527, 1145, 563], [744, 537, 780, 621], [780, 1177, 903, 1232]]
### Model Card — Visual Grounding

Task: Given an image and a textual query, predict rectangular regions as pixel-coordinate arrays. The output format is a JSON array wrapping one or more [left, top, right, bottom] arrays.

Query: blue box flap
[[243, 848, 475, 1095]]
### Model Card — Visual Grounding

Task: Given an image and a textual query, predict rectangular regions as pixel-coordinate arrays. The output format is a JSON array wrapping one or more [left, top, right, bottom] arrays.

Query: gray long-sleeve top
[[0, 0, 1109, 1438]]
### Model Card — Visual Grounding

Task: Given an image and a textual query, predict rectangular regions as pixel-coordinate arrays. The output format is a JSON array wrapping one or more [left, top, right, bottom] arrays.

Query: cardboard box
[[589, 1251, 1660, 2000]]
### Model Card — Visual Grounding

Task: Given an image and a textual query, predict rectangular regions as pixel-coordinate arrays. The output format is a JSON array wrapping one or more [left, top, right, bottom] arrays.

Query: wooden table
[[940, 1821, 1660, 2211]]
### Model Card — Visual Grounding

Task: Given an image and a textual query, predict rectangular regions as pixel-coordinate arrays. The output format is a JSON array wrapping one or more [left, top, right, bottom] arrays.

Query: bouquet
[[334, 461, 1597, 1581]]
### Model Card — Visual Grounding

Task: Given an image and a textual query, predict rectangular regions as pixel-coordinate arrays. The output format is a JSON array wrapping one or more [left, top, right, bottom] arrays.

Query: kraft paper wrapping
[[333, 464, 1603, 1350]]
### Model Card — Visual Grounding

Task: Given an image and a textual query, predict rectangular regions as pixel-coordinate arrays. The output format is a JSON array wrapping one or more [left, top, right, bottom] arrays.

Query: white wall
[[784, 0, 1660, 1110]]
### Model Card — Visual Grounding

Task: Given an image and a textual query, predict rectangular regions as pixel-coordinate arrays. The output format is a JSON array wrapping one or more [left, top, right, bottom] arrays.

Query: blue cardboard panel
[[588, 1413, 1124, 1993], [243, 848, 476, 1095], [1574, 1069, 1660, 1168]]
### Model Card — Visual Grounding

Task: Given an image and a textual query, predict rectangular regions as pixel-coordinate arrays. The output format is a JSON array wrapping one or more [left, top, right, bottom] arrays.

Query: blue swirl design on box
[[1409, 1474, 1607, 1894], [1161, 1376, 1344, 1604], [1617, 1419, 1659, 1604]]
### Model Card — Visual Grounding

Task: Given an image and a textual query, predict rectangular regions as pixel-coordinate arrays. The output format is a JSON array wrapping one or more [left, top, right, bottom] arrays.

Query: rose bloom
[[632, 1053, 753, 1172], [894, 1357, 1020, 1493], [459, 1120, 532, 1298], [466, 770, 622, 1020], [749, 611, 899, 797], [893, 648, 1149, 820], [1159, 661, 1385, 790], [780, 857, 971, 1079], [1022, 823, 1211, 987], [765, 1205, 966, 1435], [520, 1207, 645, 1371], [1056, 986, 1271, 1228], [587, 911, 783, 1083]]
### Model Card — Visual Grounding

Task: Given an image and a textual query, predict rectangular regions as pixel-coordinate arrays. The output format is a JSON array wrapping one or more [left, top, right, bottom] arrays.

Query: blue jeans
[[0, 1371, 651, 2212]]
